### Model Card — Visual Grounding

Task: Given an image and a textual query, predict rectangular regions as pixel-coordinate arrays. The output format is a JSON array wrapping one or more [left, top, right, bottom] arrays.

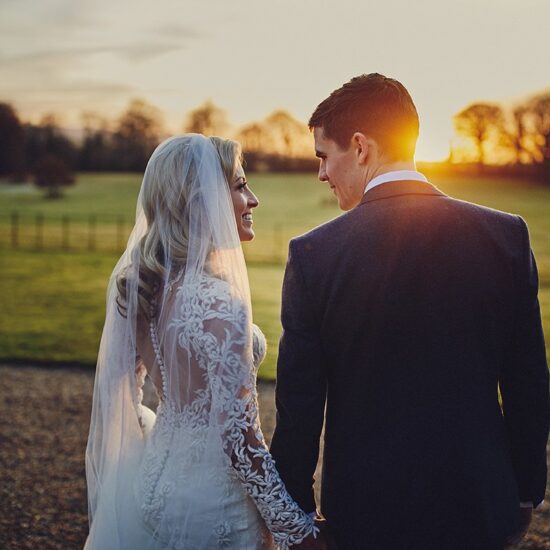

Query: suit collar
[[359, 180, 446, 206]]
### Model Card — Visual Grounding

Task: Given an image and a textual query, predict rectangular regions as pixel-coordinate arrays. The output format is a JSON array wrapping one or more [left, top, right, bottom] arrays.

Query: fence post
[[35, 213, 44, 250], [62, 215, 70, 251], [117, 215, 125, 252], [88, 214, 97, 251], [11, 211, 19, 249]]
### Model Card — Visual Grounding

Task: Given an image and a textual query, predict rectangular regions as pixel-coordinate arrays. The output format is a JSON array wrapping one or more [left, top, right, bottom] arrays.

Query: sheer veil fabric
[[85, 135, 316, 549]]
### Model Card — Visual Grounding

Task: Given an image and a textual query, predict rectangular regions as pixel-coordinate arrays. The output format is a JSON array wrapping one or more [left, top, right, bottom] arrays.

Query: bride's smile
[[230, 163, 259, 242]]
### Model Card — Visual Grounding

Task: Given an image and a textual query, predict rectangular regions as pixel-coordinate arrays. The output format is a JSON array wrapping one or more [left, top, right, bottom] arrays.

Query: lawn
[[1, 172, 549, 380], [0, 172, 340, 261], [0, 248, 285, 379]]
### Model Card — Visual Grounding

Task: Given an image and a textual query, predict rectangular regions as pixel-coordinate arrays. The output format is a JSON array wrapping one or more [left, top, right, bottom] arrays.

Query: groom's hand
[[503, 507, 532, 549], [291, 533, 326, 549]]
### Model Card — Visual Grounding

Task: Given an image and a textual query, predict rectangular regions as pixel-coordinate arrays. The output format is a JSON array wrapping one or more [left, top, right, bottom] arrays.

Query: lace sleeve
[[204, 283, 317, 549]]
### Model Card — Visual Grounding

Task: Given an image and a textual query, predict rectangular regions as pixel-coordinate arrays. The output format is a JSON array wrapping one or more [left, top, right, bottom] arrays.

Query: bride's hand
[[291, 518, 334, 549]]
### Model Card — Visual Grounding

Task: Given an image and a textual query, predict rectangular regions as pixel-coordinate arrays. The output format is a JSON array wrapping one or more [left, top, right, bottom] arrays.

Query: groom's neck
[[370, 159, 417, 181]]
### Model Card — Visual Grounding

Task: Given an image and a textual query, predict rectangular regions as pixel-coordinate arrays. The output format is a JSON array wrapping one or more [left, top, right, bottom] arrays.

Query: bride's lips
[[242, 212, 253, 224]]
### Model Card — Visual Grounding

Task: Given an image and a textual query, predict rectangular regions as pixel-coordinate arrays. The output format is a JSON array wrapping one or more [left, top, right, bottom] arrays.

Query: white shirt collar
[[364, 170, 428, 195]]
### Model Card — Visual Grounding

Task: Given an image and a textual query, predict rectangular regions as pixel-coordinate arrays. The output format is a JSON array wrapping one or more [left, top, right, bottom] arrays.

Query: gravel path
[[0, 365, 548, 549]]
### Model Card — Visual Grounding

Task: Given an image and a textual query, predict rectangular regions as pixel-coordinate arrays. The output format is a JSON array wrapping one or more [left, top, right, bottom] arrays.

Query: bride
[[84, 135, 320, 549]]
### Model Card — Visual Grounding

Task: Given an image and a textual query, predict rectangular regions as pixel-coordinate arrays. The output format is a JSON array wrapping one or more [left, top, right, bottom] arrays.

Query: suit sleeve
[[270, 238, 327, 514], [500, 216, 550, 507]]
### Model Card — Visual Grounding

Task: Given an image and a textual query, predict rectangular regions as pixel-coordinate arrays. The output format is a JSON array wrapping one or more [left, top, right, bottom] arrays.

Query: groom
[[271, 73, 549, 550]]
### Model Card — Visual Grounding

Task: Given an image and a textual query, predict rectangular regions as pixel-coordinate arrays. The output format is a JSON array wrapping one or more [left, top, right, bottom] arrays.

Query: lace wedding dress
[[140, 275, 317, 549], [87, 276, 315, 549], [85, 135, 316, 550]]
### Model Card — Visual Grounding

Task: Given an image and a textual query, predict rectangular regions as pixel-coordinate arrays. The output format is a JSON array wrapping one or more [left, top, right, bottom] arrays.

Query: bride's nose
[[248, 190, 259, 208]]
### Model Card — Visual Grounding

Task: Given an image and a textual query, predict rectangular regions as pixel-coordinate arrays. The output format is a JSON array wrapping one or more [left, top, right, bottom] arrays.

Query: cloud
[[113, 42, 187, 62], [0, 41, 187, 68], [149, 23, 203, 41], [3, 80, 135, 96], [0, 0, 101, 38]]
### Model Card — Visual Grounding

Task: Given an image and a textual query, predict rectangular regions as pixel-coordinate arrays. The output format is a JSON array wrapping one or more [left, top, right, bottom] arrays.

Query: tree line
[[0, 99, 317, 196], [1, 88, 549, 198], [451, 90, 550, 180]]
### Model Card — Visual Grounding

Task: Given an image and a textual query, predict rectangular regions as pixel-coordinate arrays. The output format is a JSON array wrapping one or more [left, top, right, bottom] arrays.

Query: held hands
[[292, 507, 533, 550]]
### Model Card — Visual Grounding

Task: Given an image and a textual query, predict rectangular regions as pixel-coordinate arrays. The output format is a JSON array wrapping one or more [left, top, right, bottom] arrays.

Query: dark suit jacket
[[270, 180, 549, 550]]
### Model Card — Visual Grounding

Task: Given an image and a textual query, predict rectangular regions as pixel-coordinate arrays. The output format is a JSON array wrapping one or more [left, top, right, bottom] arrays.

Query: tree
[[263, 110, 311, 158], [112, 99, 164, 171], [79, 112, 112, 171], [527, 92, 550, 179], [33, 155, 76, 198], [237, 111, 311, 157], [235, 111, 315, 171], [184, 100, 229, 136], [234, 122, 274, 171], [453, 103, 506, 166], [0, 103, 25, 180], [24, 114, 78, 172], [508, 106, 532, 164], [237, 122, 271, 153]]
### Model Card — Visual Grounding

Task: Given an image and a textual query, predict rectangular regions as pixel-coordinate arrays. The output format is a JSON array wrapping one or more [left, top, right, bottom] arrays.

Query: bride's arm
[[134, 356, 156, 434], [204, 296, 318, 549]]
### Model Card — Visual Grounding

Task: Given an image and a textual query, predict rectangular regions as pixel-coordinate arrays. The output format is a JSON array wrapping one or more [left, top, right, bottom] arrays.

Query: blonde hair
[[116, 135, 242, 320]]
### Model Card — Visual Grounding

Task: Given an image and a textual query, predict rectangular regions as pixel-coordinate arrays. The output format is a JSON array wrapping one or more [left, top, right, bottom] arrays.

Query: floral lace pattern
[[134, 276, 316, 549]]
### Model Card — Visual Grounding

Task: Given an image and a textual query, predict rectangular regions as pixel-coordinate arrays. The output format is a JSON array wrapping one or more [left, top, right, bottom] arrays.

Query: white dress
[[86, 275, 315, 550]]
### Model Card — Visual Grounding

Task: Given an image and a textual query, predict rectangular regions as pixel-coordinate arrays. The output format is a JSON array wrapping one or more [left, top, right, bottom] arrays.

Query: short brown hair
[[308, 73, 419, 160]]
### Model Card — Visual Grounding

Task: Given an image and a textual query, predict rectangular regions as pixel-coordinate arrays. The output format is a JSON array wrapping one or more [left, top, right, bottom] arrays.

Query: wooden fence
[[4, 212, 129, 253], [1, 211, 289, 264]]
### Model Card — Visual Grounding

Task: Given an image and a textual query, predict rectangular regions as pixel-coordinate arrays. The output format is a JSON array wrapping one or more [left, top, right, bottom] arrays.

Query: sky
[[0, 0, 549, 161]]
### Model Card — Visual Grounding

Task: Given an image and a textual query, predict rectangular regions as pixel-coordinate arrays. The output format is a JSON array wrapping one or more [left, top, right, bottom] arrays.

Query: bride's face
[[230, 164, 259, 242]]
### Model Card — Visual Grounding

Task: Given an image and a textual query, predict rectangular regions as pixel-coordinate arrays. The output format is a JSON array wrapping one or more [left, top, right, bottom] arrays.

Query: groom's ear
[[352, 132, 373, 165]]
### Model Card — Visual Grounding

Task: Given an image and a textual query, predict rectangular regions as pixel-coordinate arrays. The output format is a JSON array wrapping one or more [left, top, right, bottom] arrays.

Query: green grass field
[[0, 173, 342, 261], [1, 172, 549, 380]]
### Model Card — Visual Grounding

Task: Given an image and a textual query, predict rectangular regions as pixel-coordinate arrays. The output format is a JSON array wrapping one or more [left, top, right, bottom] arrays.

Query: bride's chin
[[240, 230, 255, 242]]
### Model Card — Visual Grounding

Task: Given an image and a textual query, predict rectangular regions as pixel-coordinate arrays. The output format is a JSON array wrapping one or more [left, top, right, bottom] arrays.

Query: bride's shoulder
[[178, 274, 231, 295], [176, 275, 240, 310], [199, 274, 234, 299]]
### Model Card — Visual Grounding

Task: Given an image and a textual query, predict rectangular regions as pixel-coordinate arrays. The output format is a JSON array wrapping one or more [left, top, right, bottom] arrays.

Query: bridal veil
[[85, 134, 315, 549]]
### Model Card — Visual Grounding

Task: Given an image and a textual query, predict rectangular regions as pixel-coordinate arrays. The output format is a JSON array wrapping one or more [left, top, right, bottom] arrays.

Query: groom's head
[[309, 73, 419, 210]]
